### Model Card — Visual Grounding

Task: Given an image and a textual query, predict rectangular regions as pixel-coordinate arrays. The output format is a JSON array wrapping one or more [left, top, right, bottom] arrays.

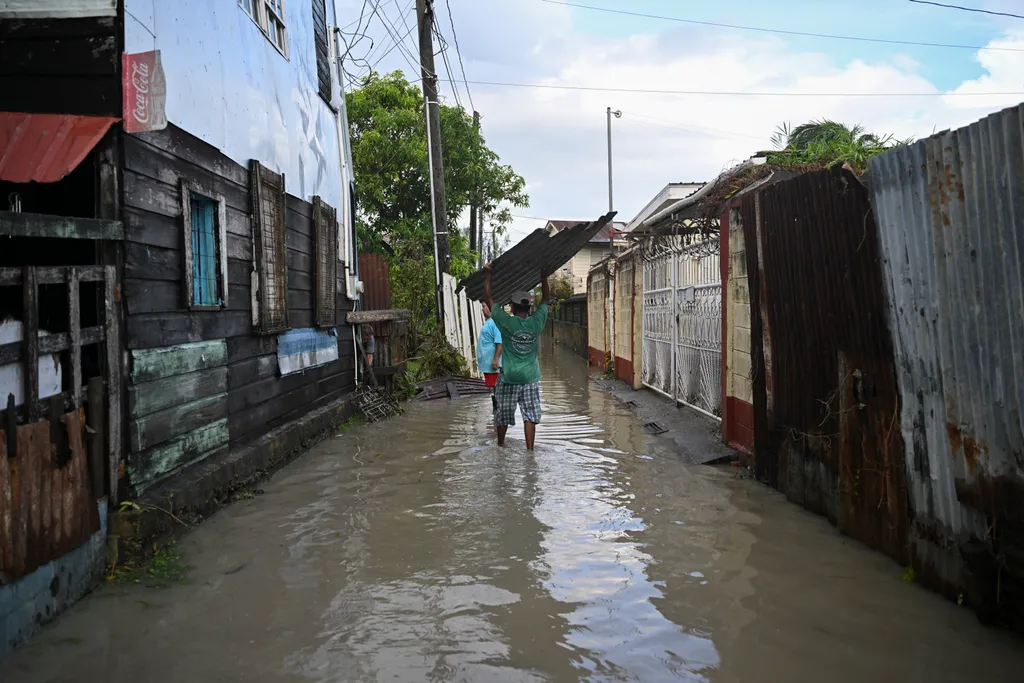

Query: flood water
[[3, 344, 1023, 682]]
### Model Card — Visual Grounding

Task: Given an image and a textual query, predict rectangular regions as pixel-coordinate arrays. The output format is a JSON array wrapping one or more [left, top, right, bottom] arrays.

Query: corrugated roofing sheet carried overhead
[[0, 112, 117, 183], [459, 212, 616, 304]]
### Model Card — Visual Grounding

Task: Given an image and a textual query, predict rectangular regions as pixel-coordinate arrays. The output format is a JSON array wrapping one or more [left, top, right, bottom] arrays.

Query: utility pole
[[417, 0, 449, 322], [606, 107, 621, 213], [469, 110, 479, 257]]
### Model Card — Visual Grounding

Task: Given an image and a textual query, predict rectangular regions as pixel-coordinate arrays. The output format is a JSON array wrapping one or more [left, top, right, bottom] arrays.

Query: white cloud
[[464, 19, 1024, 230], [346, 0, 1024, 239]]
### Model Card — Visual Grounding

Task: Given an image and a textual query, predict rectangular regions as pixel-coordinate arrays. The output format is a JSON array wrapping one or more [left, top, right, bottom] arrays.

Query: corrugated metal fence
[[742, 167, 909, 563], [870, 103, 1024, 624], [358, 252, 391, 311]]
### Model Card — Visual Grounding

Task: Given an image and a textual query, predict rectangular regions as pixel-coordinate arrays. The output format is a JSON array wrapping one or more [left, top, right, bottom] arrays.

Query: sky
[[334, 0, 1024, 245]]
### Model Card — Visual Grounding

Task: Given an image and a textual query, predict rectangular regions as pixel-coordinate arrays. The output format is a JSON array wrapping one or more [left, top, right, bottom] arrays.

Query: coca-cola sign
[[122, 51, 167, 133]]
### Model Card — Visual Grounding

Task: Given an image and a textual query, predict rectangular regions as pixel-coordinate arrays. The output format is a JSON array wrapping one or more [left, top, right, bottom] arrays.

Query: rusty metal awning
[[0, 112, 118, 183], [458, 212, 616, 304]]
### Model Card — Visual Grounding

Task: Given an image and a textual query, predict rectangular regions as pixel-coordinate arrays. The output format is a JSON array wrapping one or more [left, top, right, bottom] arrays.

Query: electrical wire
[[447, 78, 1024, 97], [908, 0, 1024, 20], [619, 111, 767, 142], [370, 0, 423, 76], [433, 24, 465, 109], [540, 0, 1024, 52], [443, 0, 475, 111], [363, 1, 418, 73]]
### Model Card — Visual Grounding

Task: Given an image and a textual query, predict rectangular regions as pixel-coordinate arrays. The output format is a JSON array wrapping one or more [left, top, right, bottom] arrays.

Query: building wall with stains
[[124, 0, 346, 208], [721, 206, 754, 453]]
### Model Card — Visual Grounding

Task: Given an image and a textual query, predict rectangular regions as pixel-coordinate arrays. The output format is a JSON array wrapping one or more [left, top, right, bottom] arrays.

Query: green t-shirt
[[491, 303, 548, 384]]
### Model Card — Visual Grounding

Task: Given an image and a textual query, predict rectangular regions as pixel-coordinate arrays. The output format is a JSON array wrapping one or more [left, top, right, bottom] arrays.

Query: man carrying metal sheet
[[483, 264, 550, 450]]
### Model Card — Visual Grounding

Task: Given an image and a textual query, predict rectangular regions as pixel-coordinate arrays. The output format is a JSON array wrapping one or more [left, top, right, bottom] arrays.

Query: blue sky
[[336, 0, 1024, 243]]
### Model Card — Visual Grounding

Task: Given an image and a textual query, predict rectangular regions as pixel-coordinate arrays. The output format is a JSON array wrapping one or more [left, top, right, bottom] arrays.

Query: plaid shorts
[[494, 380, 542, 426]]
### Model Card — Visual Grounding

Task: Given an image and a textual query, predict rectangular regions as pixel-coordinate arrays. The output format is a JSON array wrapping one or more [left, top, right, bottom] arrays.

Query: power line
[[450, 78, 1024, 97], [433, 24, 465, 109], [619, 111, 767, 142], [371, 0, 423, 75], [540, 0, 1024, 52], [908, 0, 1024, 20], [443, 0, 475, 111], [363, 1, 418, 73]]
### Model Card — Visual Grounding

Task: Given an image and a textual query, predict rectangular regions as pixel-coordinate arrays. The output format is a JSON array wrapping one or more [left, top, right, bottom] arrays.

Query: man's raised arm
[[483, 263, 494, 307]]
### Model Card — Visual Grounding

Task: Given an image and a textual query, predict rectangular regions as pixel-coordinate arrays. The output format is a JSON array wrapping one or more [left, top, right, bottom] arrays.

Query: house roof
[[625, 182, 705, 233]]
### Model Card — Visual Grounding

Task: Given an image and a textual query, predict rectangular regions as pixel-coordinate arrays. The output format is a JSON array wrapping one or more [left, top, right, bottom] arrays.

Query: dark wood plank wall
[[121, 125, 355, 492], [0, 16, 120, 116]]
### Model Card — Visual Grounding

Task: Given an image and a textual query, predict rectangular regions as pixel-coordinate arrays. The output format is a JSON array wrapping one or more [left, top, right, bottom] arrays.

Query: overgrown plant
[[418, 331, 470, 380], [768, 119, 912, 174]]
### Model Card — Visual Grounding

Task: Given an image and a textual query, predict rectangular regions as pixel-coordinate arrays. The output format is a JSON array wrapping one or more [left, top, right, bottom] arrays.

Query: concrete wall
[[723, 207, 754, 452], [1, 503, 108, 658]]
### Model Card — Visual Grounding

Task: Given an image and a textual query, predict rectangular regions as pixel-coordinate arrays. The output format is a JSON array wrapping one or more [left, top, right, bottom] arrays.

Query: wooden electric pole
[[416, 0, 449, 322], [469, 110, 479, 258]]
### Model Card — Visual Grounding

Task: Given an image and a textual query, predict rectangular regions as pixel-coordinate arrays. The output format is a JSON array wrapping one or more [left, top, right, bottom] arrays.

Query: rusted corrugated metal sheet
[[744, 168, 909, 564], [0, 113, 117, 183], [0, 410, 100, 583], [870, 103, 1024, 623], [358, 252, 392, 311], [458, 212, 616, 304]]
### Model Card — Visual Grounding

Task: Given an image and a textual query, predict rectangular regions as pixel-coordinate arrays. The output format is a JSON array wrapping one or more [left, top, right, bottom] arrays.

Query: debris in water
[[412, 376, 490, 401], [355, 388, 402, 422], [643, 421, 668, 435]]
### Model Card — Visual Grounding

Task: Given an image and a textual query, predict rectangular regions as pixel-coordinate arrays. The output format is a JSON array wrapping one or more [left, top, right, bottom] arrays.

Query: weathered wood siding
[[0, 16, 120, 117], [122, 125, 355, 493]]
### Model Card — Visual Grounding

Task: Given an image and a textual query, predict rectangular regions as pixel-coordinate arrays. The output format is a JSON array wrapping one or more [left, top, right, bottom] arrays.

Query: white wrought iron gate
[[642, 240, 722, 419]]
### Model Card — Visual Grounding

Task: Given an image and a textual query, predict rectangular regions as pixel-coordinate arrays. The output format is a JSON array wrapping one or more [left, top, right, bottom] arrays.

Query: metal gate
[[642, 239, 722, 419]]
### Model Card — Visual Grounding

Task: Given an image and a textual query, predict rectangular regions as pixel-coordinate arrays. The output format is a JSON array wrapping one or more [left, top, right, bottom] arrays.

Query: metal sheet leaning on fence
[[482, 263, 550, 451]]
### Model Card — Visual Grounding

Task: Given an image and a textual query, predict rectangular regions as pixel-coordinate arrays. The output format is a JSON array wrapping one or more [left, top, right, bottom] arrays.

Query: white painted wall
[[125, 0, 346, 209]]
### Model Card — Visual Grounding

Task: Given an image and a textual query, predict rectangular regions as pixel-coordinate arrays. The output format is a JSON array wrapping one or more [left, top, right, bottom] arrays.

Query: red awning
[[0, 112, 118, 183]]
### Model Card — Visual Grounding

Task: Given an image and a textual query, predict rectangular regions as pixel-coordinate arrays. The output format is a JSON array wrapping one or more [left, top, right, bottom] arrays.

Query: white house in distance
[[544, 219, 628, 294], [625, 182, 705, 235]]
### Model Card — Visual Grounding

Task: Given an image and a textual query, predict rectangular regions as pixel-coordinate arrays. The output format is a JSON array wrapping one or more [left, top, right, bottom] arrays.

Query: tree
[[768, 119, 911, 173], [346, 71, 528, 282]]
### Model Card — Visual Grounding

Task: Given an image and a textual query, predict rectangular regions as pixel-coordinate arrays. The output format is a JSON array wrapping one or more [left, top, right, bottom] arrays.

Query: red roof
[[0, 112, 117, 183]]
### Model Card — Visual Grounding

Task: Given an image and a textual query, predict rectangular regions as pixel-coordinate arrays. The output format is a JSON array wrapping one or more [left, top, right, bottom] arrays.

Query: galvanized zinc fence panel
[[869, 104, 1024, 609]]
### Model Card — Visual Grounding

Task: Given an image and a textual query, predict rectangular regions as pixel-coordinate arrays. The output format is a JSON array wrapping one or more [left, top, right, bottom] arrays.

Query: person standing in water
[[483, 264, 550, 450], [476, 302, 503, 410]]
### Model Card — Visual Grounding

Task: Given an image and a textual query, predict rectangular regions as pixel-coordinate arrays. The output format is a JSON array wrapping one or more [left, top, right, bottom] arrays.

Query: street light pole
[[607, 107, 621, 213]]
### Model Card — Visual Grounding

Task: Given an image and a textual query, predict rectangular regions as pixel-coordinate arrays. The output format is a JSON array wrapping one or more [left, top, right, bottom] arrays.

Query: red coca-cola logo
[[130, 60, 151, 125], [122, 51, 166, 133]]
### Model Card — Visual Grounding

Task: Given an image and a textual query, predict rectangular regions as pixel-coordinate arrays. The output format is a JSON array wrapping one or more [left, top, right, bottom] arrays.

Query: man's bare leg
[[524, 422, 537, 450], [497, 426, 508, 446]]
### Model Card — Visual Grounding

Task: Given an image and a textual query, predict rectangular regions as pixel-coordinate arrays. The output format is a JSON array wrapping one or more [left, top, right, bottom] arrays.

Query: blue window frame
[[180, 180, 228, 310], [190, 193, 221, 306]]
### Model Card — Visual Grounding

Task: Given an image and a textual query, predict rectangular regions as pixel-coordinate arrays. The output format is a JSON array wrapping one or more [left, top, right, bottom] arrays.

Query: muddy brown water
[[3, 345, 1023, 682]]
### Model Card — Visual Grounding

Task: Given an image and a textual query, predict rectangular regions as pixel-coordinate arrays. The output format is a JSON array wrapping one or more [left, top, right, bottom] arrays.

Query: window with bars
[[239, 0, 288, 56], [251, 161, 289, 334], [313, 196, 339, 327], [312, 0, 331, 104], [180, 180, 228, 310]]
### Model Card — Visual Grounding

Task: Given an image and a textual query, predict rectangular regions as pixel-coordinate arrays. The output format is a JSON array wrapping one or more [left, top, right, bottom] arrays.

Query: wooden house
[[0, 0, 362, 654]]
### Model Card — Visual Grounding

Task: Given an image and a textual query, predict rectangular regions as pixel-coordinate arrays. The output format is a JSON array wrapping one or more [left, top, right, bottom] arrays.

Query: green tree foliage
[[768, 119, 912, 173], [346, 71, 528, 281]]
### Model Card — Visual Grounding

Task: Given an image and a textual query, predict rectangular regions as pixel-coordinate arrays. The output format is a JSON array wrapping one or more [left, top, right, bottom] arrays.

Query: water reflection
[[5, 346, 1024, 683]]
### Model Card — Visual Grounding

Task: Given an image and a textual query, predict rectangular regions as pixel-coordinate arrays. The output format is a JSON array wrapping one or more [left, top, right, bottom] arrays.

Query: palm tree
[[768, 119, 911, 173]]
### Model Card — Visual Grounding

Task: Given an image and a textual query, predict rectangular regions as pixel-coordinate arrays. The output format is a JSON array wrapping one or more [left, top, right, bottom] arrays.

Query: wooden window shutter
[[250, 160, 289, 334], [313, 196, 338, 327], [313, 0, 331, 103]]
